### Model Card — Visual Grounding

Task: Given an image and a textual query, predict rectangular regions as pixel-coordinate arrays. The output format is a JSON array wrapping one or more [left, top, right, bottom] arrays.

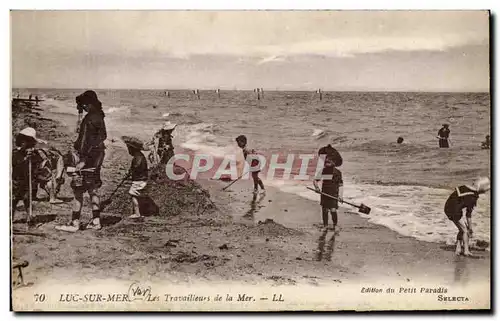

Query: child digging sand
[[122, 136, 149, 219], [235, 135, 265, 194], [444, 177, 490, 256]]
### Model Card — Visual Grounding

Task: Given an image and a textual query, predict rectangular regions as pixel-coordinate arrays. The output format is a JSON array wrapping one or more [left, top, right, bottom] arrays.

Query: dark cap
[[442, 124, 449, 127]]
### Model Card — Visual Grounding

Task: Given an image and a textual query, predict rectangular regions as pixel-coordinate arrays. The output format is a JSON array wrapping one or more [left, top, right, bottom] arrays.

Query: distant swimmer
[[444, 177, 490, 256], [29, 94, 32, 100], [437, 124, 450, 148], [481, 135, 490, 150], [317, 88, 323, 101], [35, 96, 39, 106], [216, 89, 220, 98], [397, 137, 404, 144]]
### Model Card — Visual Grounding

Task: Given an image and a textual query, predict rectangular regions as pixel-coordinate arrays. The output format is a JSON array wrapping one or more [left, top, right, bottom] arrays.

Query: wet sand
[[11, 104, 490, 310]]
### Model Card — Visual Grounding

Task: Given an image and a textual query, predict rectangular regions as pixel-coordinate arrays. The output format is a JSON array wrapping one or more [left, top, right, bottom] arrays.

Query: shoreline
[[11, 103, 490, 290]]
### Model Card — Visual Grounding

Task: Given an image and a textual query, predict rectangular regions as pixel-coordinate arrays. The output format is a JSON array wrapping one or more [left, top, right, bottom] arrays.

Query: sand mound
[[253, 219, 303, 237], [104, 164, 215, 218]]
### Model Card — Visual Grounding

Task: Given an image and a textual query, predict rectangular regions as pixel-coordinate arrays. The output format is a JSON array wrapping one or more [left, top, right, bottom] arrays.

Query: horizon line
[[11, 87, 490, 94]]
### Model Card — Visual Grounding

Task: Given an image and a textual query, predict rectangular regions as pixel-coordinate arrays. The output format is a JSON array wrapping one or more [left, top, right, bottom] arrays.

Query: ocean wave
[[105, 106, 131, 115], [44, 98, 79, 116], [311, 128, 327, 139]]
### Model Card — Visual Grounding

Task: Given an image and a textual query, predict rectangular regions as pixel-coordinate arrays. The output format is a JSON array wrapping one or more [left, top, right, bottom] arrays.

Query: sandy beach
[[11, 102, 490, 303]]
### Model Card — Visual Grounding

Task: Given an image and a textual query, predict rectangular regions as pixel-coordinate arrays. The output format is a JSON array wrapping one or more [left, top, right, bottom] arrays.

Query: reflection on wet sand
[[316, 230, 336, 261], [243, 193, 266, 219], [453, 257, 470, 285]]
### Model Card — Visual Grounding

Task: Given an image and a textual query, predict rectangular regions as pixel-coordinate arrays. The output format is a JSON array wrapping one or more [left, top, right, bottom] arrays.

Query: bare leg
[[88, 188, 100, 212], [252, 173, 259, 192], [455, 231, 463, 255], [321, 207, 329, 228], [72, 189, 84, 215], [331, 209, 338, 227], [132, 196, 140, 216], [453, 220, 471, 256], [12, 198, 20, 218]]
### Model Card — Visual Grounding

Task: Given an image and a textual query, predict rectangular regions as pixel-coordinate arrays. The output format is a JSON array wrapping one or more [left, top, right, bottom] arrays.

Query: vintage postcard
[[10, 10, 491, 311]]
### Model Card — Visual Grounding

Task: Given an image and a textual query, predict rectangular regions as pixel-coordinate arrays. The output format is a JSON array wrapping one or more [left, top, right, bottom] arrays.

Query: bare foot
[[463, 251, 473, 257]]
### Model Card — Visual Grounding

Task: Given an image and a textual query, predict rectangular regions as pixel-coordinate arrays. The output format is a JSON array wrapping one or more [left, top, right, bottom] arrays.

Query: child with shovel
[[313, 154, 343, 231], [12, 128, 43, 224]]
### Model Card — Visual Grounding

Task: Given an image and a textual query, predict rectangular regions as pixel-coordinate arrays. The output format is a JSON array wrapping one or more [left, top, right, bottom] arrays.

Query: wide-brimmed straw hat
[[18, 127, 46, 144], [122, 136, 145, 150], [162, 121, 177, 131]]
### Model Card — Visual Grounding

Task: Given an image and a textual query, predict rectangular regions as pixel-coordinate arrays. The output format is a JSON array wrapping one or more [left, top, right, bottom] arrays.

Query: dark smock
[[438, 128, 450, 148], [12, 148, 31, 200], [320, 166, 343, 209], [444, 185, 478, 221], [73, 110, 107, 190], [130, 153, 148, 181]]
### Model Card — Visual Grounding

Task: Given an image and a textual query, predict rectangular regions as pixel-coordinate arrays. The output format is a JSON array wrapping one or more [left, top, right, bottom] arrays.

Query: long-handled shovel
[[221, 170, 249, 191], [307, 187, 371, 214], [28, 155, 33, 225], [100, 173, 130, 210]]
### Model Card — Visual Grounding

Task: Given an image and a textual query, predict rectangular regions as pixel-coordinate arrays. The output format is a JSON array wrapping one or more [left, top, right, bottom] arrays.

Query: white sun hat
[[19, 127, 47, 144], [162, 121, 177, 131], [474, 177, 490, 193]]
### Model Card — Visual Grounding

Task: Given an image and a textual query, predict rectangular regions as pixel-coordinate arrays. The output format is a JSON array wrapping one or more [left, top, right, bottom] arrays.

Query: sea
[[13, 89, 491, 246]]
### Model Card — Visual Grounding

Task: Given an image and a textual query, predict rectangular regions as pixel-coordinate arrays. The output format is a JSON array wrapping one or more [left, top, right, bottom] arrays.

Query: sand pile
[[104, 164, 215, 218], [253, 219, 303, 237]]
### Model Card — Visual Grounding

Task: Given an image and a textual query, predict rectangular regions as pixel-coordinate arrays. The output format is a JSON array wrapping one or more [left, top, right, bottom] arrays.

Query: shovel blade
[[358, 204, 371, 215]]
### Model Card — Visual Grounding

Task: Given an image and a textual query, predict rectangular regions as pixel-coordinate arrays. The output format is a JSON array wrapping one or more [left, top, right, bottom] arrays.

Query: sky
[[11, 10, 490, 91]]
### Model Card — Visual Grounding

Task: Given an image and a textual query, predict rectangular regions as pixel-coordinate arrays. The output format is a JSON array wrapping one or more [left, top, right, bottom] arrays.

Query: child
[[313, 153, 343, 231], [123, 136, 149, 219], [235, 135, 265, 194], [33, 147, 66, 204], [444, 177, 490, 256], [12, 128, 42, 222]]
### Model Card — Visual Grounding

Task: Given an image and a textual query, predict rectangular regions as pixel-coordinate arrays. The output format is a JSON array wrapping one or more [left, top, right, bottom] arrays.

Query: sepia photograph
[[9, 10, 491, 311]]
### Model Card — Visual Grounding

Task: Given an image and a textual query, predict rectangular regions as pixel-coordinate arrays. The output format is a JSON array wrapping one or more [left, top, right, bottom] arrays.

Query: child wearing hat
[[123, 136, 149, 219], [313, 147, 343, 231], [444, 177, 490, 256], [12, 128, 43, 222], [146, 122, 177, 165]]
